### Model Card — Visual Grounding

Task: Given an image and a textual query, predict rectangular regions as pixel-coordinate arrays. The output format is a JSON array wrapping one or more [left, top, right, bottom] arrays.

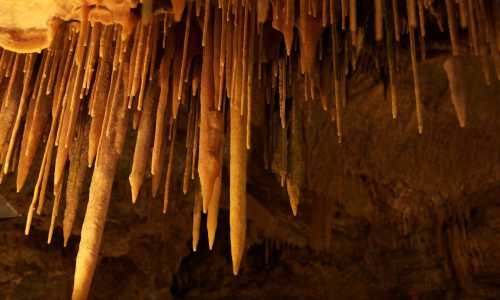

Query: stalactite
[[458, 0, 468, 29], [467, 0, 479, 55], [349, 0, 357, 36], [47, 179, 64, 244], [341, 0, 347, 30], [297, 12, 323, 75], [445, 0, 459, 56], [25, 52, 67, 232], [407, 0, 424, 134], [172, 0, 187, 22], [47, 30, 67, 97], [385, 0, 398, 119], [152, 42, 174, 179], [176, 2, 193, 118], [375, 0, 383, 41], [16, 69, 51, 192], [277, 59, 285, 130], [129, 79, 158, 203], [475, 1, 491, 85], [88, 41, 112, 167], [240, 2, 249, 117], [199, 8, 224, 216], [149, 18, 160, 81], [63, 122, 89, 246], [217, 6, 227, 110], [191, 102, 200, 181], [495, 1, 500, 52], [163, 120, 177, 213], [245, 8, 256, 150], [392, 0, 401, 42], [0, 2, 496, 298], [230, 2, 242, 110], [83, 24, 101, 97], [225, 15, 234, 100], [230, 77, 247, 276], [72, 57, 129, 300], [0, 54, 22, 171], [3, 55, 36, 175], [286, 81, 305, 216], [130, 23, 145, 104], [330, 0, 343, 142], [272, 0, 295, 56], [479, 0, 500, 81], [137, 23, 153, 110], [192, 184, 202, 251], [183, 96, 195, 194]]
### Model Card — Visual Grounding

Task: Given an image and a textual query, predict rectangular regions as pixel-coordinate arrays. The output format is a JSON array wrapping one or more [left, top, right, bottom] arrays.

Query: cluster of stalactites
[[0, 0, 499, 299]]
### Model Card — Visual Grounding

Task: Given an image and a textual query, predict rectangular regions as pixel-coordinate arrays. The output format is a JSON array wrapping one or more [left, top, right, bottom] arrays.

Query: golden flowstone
[[0, 0, 499, 299]]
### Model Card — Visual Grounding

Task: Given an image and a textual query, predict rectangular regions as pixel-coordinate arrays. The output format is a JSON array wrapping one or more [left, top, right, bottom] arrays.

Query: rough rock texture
[[1, 55, 500, 299]]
